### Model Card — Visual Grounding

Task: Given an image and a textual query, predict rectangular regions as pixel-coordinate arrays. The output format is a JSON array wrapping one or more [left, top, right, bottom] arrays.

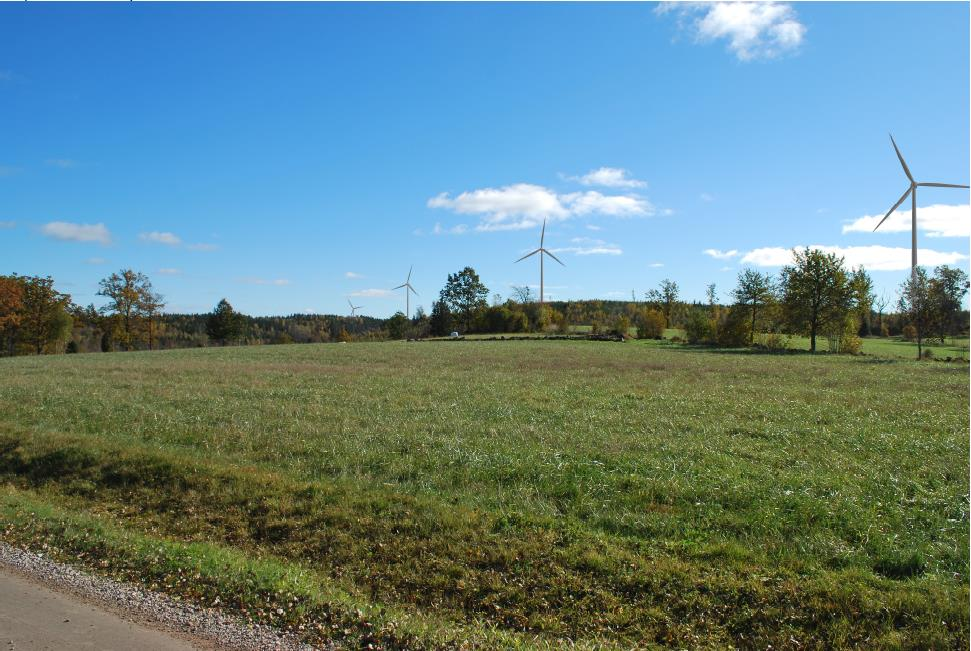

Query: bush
[[611, 314, 631, 338], [922, 348, 934, 360], [758, 332, 791, 351], [716, 306, 750, 347], [634, 308, 665, 339], [902, 324, 917, 341], [684, 310, 713, 344], [840, 333, 862, 355]]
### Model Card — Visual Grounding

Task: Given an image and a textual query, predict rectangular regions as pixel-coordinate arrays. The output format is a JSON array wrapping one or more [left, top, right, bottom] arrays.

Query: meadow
[[0, 340, 968, 649]]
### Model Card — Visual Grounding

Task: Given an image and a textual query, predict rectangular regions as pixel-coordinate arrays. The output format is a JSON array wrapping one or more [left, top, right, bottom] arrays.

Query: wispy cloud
[[0, 220, 14, 229], [649, 262, 665, 268], [85, 257, 106, 265], [42, 221, 111, 245], [703, 248, 739, 260], [45, 158, 77, 169], [157, 268, 181, 275], [657, 2, 806, 61], [700, 192, 714, 202], [351, 288, 395, 298], [548, 237, 623, 256], [345, 271, 365, 279], [139, 231, 182, 246], [186, 242, 219, 252], [569, 167, 646, 189], [429, 182, 653, 231], [240, 277, 291, 286], [842, 203, 970, 239], [432, 222, 469, 235], [740, 245, 968, 271]]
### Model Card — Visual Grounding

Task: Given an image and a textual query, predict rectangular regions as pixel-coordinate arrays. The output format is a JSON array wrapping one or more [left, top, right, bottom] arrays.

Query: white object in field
[[450, 331, 459, 338]]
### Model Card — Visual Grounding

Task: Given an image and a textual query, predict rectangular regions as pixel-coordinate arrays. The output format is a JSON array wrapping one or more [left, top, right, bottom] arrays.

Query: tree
[[429, 300, 452, 337], [732, 269, 776, 345], [439, 267, 489, 332], [873, 293, 889, 336], [97, 270, 162, 350], [0, 275, 25, 356], [645, 279, 679, 329], [928, 265, 969, 343], [633, 307, 665, 339], [511, 285, 535, 304], [206, 299, 245, 345], [780, 248, 852, 353], [898, 268, 933, 360], [849, 267, 874, 336], [386, 311, 408, 339], [18, 276, 73, 355]]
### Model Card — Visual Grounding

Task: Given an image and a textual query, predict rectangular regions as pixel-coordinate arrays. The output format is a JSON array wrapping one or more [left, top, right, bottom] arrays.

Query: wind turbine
[[515, 219, 564, 306], [347, 298, 363, 316], [393, 265, 419, 318], [873, 134, 969, 278]]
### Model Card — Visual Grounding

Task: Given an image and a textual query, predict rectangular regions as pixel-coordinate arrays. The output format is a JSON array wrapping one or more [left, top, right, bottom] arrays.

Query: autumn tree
[[0, 275, 25, 356], [97, 270, 163, 350], [18, 276, 73, 355], [645, 279, 679, 329], [732, 269, 776, 345], [439, 267, 489, 332], [780, 248, 853, 353]]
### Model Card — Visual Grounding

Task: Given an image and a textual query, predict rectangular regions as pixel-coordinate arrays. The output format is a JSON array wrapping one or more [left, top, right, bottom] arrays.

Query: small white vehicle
[[450, 331, 460, 338]]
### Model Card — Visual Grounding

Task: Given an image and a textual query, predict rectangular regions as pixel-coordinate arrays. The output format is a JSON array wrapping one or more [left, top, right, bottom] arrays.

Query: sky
[[1, 2, 969, 317]]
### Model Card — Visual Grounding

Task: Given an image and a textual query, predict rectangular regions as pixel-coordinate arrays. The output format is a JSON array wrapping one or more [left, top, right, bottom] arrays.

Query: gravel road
[[0, 542, 320, 650]]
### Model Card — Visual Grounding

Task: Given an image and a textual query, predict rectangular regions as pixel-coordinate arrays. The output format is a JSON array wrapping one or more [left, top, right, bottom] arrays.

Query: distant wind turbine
[[347, 297, 363, 316], [873, 134, 969, 278], [515, 219, 564, 306], [393, 265, 419, 318]]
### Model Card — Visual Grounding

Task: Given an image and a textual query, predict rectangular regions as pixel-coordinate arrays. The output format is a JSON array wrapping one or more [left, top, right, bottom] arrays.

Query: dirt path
[[0, 567, 200, 650]]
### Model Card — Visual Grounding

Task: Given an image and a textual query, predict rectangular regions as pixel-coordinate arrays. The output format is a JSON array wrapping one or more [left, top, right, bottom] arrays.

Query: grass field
[[1, 340, 968, 649]]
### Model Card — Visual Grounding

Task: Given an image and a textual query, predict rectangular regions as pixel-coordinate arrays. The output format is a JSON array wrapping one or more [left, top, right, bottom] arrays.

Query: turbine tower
[[873, 134, 969, 278], [515, 219, 564, 306], [393, 265, 419, 318], [347, 298, 363, 316]]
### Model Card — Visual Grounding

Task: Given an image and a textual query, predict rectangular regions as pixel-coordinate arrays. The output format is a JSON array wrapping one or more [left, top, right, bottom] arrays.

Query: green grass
[[0, 341, 967, 648]]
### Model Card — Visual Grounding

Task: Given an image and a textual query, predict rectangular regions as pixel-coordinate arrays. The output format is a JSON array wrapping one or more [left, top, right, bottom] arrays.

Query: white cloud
[[703, 248, 739, 260], [351, 288, 395, 298], [85, 257, 106, 265], [429, 182, 653, 231], [139, 231, 182, 246], [740, 245, 968, 271], [657, 2, 806, 61], [432, 222, 469, 235], [585, 224, 603, 232], [842, 203, 970, 239], [157, 268, 181, 275], [649, 262, 665, 268], [345, 271, 365, 279], [240, 277, 290, 286], [186, 243, 219, 252], [572, 167, 646, 189], [46, 159, 77, 169], [700, 193, 714, 202], [0, 220, 14, 229], [42, 221, 111, 245], [549, 237, 623, 256], [720, 266, 734, 272]]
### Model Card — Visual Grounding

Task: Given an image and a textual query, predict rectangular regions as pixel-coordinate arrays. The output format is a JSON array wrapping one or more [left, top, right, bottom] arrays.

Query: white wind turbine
[[515, 218, 564, 306], [393, 265, 419, 318], [873, 134, 969, 278], [347, 297, 363, 316]]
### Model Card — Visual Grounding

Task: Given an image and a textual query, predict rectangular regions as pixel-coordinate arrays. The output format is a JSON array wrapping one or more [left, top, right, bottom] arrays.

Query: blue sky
[[1, 2, 968, 317]]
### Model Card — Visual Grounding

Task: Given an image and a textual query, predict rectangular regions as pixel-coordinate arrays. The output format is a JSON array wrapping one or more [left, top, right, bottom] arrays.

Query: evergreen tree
[[206, 299, 244, 345]]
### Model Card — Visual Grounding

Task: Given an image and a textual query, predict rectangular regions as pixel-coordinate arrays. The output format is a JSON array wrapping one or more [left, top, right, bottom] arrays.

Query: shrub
[[759, 332, 791, 352], [611, 314, 631, 338], [634, 308, 665, 339], [684, 311, 713, 344], [902, 324, 917, 341], [922, 348, 934, 360], [841, 333, 862, 355], [716, 306, 750, 347]]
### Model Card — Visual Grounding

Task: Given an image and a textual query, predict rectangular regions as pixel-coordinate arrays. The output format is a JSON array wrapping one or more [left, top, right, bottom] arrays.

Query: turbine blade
[[889, 134, 914, 183], [515, 249, 541, 263], [542, 248, 566, 266], [917, 182, 970, 189], [393, 283, 407, 290], [407, 283, 419, 296], [873, 187, 912, 231], [407, 265, 413, 283], [540, 218, 546, 248]]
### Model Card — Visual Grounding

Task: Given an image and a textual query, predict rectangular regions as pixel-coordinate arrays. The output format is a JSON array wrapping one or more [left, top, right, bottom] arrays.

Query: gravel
[[0, 541, 324, 650]]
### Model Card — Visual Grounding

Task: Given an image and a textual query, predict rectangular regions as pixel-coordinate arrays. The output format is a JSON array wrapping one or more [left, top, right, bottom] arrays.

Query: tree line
[[1, 251, 967, 358]]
